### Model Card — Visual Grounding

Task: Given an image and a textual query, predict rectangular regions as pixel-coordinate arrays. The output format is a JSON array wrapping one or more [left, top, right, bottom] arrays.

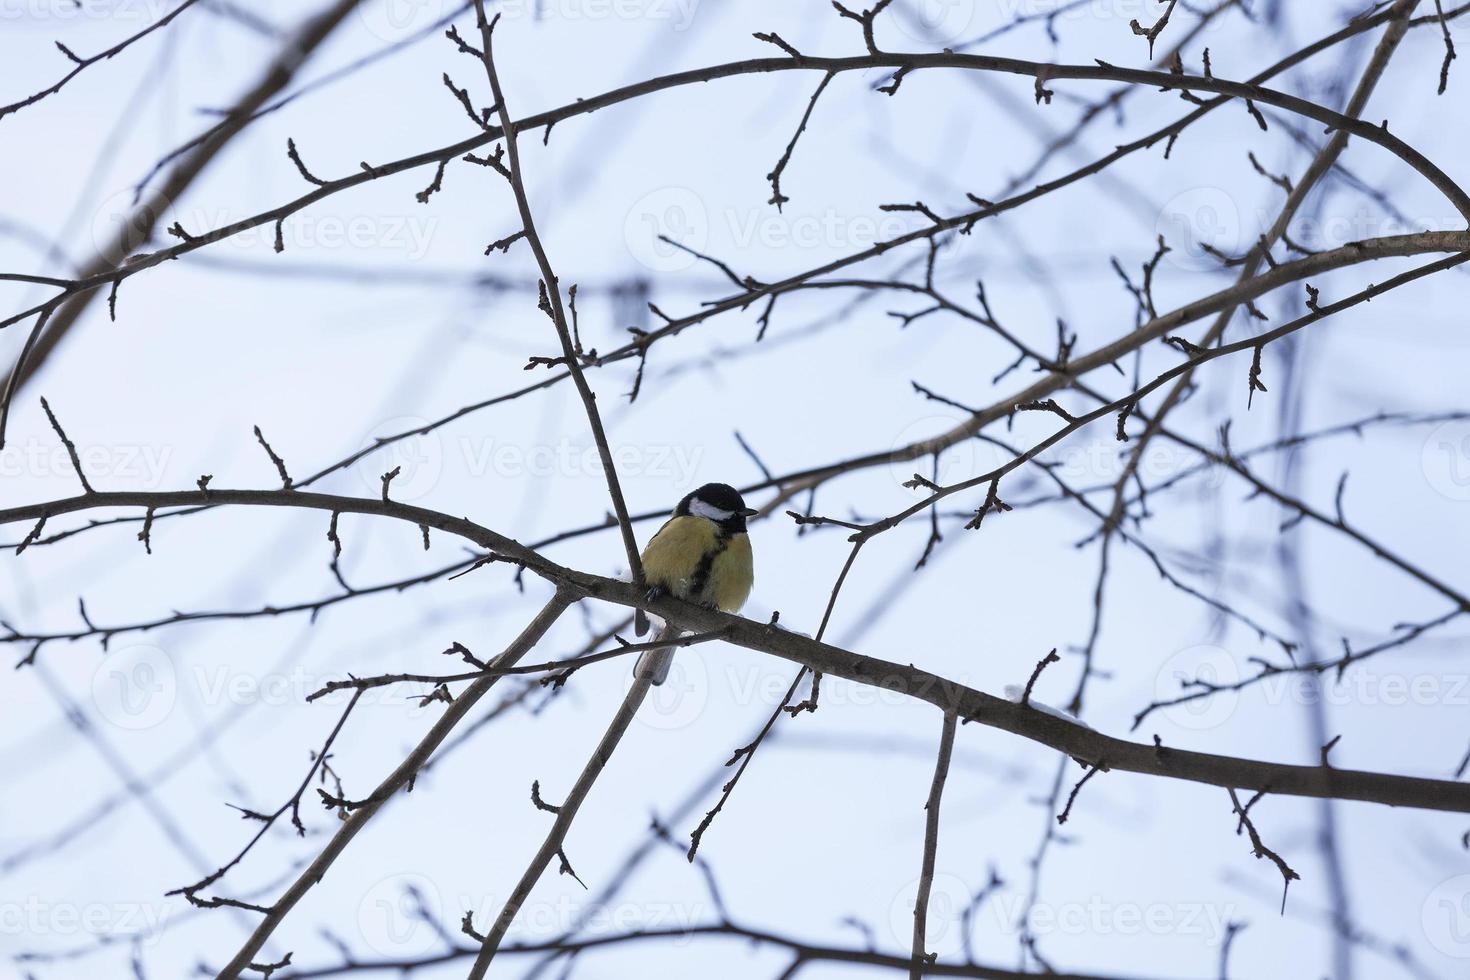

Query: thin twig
[[470, 2, 644, 588], [910, 710, 958, 979]]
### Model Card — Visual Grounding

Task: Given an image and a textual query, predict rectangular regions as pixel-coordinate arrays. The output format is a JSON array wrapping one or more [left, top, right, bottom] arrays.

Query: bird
[[632, 482, 757, 686]]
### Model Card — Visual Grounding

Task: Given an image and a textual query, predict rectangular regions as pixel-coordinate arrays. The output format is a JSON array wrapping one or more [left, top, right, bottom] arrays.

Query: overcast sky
[[2, 1, 1470, 978]]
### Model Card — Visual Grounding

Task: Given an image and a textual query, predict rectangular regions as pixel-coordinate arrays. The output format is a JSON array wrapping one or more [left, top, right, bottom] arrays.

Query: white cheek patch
[[689, 499, 735, 522]]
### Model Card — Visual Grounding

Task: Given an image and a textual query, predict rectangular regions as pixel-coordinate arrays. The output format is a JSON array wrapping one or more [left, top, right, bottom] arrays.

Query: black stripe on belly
[[688, 530, 730, 602]]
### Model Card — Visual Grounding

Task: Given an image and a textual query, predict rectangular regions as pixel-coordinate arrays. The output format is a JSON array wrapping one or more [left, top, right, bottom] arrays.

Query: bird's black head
[[676, 482, 758, 532]]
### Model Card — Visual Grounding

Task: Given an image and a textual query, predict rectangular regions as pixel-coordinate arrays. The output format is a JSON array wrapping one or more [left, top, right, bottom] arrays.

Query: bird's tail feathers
[[633, 624, 681, 686]]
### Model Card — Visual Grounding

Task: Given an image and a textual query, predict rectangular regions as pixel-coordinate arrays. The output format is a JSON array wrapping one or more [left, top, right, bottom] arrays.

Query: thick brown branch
[[0, 488, 1467, 814]]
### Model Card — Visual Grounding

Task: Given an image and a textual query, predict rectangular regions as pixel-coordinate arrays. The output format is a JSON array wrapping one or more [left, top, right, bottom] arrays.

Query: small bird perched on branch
[[633, 482, 757, 685]]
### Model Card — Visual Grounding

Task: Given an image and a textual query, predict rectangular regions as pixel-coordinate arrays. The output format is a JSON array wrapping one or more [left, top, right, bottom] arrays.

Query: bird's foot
[[635, 585, 667, 636]]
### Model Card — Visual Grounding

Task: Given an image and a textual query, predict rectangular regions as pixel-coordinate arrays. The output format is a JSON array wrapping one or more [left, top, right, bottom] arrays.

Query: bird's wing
[[709, 532, 754, 613], [641, 515, 719, 596]]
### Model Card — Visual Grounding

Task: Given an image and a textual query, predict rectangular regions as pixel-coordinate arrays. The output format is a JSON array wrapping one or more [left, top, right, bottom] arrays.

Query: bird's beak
[[740, 507, 759, 517]]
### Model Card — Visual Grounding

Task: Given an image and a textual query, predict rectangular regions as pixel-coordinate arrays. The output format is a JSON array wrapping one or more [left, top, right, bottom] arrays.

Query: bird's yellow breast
[[641, 515, 753, 613]]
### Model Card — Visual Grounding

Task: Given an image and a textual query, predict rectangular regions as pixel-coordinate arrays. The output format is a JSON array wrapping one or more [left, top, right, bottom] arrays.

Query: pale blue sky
[[2, 2, 1469, 978]]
